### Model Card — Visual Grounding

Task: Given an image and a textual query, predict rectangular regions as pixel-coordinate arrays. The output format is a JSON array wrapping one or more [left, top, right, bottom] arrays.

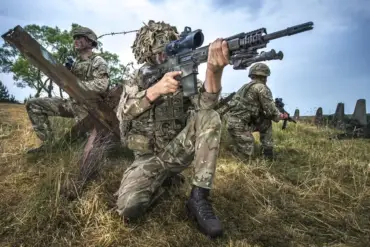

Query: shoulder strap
[[234, 81, 258, 101], [86, 54, 99, 79], [231, 80, 265, 109]]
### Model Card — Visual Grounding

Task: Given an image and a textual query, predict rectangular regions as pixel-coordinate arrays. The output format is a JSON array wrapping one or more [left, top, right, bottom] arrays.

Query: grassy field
[[1, 102, 370, 247]]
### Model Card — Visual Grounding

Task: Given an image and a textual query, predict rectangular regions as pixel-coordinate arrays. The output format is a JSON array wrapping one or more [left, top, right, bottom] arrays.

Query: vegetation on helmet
[[248, 62, 271, 78], [132, 20, 179, 64], [72, 26, 98, 47]]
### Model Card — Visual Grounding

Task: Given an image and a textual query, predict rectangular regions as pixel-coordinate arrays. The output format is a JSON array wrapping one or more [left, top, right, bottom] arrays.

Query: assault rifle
[[274, 98, 296, 130], [142, 21, 314, 96]]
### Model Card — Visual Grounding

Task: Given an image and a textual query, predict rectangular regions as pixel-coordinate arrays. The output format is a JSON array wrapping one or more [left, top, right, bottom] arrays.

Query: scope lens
[[193, 32, 204, 47]]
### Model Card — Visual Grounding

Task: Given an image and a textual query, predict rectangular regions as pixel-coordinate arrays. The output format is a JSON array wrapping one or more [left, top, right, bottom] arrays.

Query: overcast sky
[[1, 0, 370, 115]]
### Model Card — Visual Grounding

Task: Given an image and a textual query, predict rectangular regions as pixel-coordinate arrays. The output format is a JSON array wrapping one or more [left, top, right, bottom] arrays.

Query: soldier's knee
[[25, 98, 43, 112], [118, 203, 145, 220], [116, 191, 150, 220], [197, 109, 221, 127], [25, 98, 36, 110]]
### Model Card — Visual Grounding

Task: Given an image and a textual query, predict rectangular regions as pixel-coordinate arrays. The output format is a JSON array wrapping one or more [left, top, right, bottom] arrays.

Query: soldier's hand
[[280, 113, 289, 120], [153, 71, 181, 95], [207, 38, 229, 73]]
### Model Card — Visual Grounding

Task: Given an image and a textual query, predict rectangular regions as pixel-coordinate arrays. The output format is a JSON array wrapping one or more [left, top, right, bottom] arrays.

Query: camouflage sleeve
[[79, 56, 109, 93], [116, 73, 153, 121], [254, 84, 281, 122], [190, 80, 221, 110]]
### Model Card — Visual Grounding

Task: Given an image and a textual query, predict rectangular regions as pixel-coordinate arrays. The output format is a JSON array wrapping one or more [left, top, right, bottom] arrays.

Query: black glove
[[65, 56, 75, 70]]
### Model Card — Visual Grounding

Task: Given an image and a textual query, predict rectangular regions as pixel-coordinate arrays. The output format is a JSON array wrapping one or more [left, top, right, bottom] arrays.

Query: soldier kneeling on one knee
[[114, 20, 230, 238], [225, 62, 289, 159], [25, 26, 109, 153]]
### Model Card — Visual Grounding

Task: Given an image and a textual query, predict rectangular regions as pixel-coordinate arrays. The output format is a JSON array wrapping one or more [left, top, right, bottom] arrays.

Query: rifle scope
[[165, 27, 204, 56]]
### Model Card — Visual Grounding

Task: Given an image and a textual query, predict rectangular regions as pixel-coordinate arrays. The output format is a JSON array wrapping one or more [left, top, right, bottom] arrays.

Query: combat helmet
[[72, 26, 98, 47], [248, 63, 271, 78], [132, 20, 179, 64]]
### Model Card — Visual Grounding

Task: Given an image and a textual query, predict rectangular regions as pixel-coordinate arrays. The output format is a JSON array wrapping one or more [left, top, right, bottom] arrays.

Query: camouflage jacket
[[228, 79, 280, 123], [71, 54, 109, 93], [116, 65, 220, 153]]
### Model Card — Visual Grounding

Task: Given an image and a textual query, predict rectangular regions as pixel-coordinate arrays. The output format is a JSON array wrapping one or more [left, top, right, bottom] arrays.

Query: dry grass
[[1, 102, 370, 247]]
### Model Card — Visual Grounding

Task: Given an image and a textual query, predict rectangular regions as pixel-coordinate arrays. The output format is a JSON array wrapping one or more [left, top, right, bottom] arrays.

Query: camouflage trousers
[[25, 97, 87, 142], [226, 116, 273, 157], [115, 109, 221, 219]]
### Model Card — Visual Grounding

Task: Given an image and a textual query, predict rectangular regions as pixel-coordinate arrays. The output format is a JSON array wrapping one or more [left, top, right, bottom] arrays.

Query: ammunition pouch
[[127, 90, 192, 153], [153, 93, 189, 137]]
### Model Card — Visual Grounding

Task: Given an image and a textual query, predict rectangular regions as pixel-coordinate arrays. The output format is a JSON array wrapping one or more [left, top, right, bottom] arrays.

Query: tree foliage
[[0, 80, 18, 103], [98, 50, 135, 88], [0, 23, 132, 98]]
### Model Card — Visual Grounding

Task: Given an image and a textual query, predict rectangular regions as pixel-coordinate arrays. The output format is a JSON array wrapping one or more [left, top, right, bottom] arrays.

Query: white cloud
[[2, 0, 369, 114]]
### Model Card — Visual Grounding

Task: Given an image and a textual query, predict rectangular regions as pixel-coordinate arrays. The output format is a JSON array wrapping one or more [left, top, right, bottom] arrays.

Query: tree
[[0, 23, 132, 98], [0, 80, 10, 101], [0, 80, 18, 103], [98, 51, 135, 88]]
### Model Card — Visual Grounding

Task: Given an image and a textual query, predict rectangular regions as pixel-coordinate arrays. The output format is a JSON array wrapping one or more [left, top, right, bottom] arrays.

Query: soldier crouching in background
[[225, 63, 288, 160]]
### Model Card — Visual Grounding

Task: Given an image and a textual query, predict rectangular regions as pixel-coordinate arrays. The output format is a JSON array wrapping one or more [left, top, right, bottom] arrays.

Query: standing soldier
[[25, 26, 109, 153], [225, 63, 288, 159], [115, 20, 229, 238]]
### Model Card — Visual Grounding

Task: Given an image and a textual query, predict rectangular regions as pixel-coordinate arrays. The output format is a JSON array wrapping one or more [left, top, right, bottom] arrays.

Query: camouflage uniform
[[225, 63, 280, 158], [26, 27, 109, 144], [115, 20, 223, 238]]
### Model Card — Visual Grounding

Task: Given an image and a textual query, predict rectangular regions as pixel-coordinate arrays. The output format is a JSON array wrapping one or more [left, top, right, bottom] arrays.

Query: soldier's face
[[155, 52, 168, 64], [74, 36, 92, 51]]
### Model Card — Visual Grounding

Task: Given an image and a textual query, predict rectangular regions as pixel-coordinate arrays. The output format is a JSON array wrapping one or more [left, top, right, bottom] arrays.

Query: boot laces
[[197, 199, 217, 220]]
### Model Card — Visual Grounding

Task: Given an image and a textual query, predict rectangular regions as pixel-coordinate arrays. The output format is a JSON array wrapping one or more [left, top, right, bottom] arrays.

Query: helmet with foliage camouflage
[[132, 20, 179, 64], [248, 63, 271, 78], [72, 26, 98, 47]]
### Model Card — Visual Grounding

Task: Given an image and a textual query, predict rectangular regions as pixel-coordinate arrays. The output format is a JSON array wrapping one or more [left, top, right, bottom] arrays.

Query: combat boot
[[27, 144, 47, 154], [186, 186, 223, 238], [262, 147, 275, 160], [27, 132, 54, 154]]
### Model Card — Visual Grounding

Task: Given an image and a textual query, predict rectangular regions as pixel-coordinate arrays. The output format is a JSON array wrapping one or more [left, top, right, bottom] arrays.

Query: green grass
[[1, 103, 370, 247]]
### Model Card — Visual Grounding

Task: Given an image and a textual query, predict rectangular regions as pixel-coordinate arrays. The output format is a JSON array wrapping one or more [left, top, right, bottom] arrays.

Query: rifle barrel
[[263, 22, 314, 41]]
